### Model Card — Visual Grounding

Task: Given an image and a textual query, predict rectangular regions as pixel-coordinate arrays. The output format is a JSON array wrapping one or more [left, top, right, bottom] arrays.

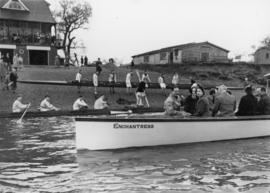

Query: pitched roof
[[255, 46, 270, 53], [132, 41, 229, 57], [0, 0, 55, 24]]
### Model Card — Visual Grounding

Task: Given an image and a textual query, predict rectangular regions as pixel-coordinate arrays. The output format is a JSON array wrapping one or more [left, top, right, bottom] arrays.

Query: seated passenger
[[73, 96, 88, 111], [184, 87, 198, 115], [235, 86, 257, 116], [206, 88, 216, 112], [193, 86, 210, 117], [164, 91, 188, 116], [256, 87, 270, 115], [40, 95, 60, 112], [12, 95, 30, 113], [212, 85, 236, 117], [94, 95, 109, 110]]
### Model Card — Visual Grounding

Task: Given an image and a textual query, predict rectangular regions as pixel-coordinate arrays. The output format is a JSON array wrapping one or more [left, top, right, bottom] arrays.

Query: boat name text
[[113, 123, 154, 129]]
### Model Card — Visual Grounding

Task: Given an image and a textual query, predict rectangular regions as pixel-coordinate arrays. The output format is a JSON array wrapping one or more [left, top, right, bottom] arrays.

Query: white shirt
[[73, 98, 88, 110], [76, 73, 82, 82], [108, 73, 116, 82], [172, 74, 179, 85], [94, 97, 108, 109], [93, 73, 98, 86], [12, 100, 27, 113], [40, 99, 57, 112], [142, 73, 151, 82], [126, 73, 131, 83], [158, 76, 165, 84]]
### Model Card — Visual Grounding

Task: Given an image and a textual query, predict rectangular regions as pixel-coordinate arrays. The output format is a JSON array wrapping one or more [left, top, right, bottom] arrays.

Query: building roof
[[255, 46, 270, 53], [132, 41, 229, 58], [0, 0, 55, 24]]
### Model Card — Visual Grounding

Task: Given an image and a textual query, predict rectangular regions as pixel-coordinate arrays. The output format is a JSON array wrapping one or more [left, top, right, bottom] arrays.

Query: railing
[[0, 34, 57, 46]]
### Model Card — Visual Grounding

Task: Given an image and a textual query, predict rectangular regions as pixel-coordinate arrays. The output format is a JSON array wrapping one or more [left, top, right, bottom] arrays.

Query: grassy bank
[[0, 64, 250, 113]]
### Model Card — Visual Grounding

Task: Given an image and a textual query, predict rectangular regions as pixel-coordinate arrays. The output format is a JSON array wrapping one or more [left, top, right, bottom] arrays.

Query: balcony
[[0, 33, 57, 47]]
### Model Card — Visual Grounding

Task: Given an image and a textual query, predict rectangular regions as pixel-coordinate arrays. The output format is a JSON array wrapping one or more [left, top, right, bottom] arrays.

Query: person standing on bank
[[126, 71, 133, 94], [172, 72, 179, 88], [75, 69, 82, 92], [135, 70, 150, 107], [108, 70, 117, 94], [93, 71, 99, 95], [158, 73, 166, 95], [9, 68, 18, 93]]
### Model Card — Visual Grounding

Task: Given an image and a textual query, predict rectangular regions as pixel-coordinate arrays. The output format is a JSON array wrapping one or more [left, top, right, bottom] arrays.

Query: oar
[[110, 110, 133, 115], [17, 103, 31, 124]]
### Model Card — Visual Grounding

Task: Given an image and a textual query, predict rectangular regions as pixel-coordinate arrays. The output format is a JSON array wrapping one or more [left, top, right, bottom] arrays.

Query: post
[[267, 79, 269, 94]]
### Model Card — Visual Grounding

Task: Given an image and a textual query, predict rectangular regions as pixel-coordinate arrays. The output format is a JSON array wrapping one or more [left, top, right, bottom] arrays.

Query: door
[[29, 50, 48, 65]]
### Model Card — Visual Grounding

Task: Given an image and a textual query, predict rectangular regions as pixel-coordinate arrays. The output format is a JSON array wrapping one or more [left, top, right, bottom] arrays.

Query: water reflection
[[0, 117, 269, 192]]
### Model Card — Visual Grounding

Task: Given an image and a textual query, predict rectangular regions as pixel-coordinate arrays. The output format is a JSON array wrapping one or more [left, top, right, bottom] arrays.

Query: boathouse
[[132, 41, 229, 65], [0, 0, 58, 65], [254, 47, 270, 65]]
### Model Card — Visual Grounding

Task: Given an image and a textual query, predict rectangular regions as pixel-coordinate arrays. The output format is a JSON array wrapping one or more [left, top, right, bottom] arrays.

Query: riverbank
[[0, 65, 248, 113]]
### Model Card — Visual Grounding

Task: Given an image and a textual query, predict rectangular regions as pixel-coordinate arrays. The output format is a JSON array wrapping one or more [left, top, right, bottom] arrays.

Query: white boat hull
[[75, 116, 270, 150]]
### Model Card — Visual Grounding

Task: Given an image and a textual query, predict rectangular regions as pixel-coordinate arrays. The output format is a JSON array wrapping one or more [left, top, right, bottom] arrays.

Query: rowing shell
[[0, 107, 164, 119], [75, 115, 270, 150], [18, 80, 244, 90]]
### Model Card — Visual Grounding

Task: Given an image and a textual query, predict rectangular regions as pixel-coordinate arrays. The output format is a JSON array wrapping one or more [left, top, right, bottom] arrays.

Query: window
[[174, 49, 178, 57], [266, 53, 269, 59], [2, 0, 29, 11], [160, 52, 166, 60], [144, 55, 149, 63]]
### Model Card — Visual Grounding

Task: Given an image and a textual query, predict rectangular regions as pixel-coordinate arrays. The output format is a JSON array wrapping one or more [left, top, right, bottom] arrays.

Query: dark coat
[[184, 95, 198, 115], [194, 96, 211, 117], [257, 94, 270, 115], [235, 94, 257, 116]]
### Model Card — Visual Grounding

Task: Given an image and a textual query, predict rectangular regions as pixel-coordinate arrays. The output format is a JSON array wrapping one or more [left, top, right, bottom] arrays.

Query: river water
[[0, 117, 269, 193]]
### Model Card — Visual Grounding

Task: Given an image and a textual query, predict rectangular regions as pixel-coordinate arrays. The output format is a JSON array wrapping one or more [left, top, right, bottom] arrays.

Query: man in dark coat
[[256, 87, 270, 115], [235, 86, 257, 116]]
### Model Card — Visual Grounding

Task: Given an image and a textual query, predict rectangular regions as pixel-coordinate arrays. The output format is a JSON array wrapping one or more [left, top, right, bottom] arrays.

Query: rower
[[40, 95, 60, 112], [73, 96, 88, 111], [75, 69, 82, 92], [12, 95, 30, 113], [94, 95, 109, 110]]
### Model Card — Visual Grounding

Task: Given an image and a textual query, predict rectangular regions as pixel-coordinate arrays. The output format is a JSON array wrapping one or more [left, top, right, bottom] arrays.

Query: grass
[[0, 64, 249, 113]]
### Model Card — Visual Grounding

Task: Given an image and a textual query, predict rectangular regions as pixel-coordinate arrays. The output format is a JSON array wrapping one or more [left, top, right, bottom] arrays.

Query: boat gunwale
[[75, 115, 270, 122]]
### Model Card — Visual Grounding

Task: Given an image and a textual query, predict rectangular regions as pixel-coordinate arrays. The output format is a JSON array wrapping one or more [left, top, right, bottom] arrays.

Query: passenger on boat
[[193, 86, 211, 117], [164, 91, 184, 116], [40, 95, 60, 112], [158, 73, 166, 95], [126, 71, 132, 94], [184, 87, 198, 115], [94, 95, 109, 110], [12, 95, 30, 113], [93, 71, 98, 95], [235, 86, 257, 116], [212, 85, 237, 117], [73, 96, 88, 111], [206, 88, 216, 112], [256, 87, 270, 115]]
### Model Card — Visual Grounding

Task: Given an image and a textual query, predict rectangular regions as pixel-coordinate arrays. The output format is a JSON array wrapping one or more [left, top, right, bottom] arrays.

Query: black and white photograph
[[0, 0, 270, 192]]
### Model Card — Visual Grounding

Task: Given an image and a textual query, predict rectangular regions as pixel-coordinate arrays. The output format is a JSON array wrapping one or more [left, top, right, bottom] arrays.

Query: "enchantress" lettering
[[113, 123, 154, 129]]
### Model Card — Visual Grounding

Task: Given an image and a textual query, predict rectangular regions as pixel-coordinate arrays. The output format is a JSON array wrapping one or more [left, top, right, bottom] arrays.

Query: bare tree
[[261, 36, 270, 48], [54, 0, 92, 65]]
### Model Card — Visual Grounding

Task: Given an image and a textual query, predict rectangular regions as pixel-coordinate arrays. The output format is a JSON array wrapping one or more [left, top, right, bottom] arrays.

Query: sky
[[47, 0, 270, 63]]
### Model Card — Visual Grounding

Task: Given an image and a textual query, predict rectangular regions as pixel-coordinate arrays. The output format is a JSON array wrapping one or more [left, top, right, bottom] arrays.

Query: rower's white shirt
[[94, 97, 108, 109], [12, 100, 27, 113], [142, 73, 151, 82], [76, 73, 82, 82], [73, 98, 88, 110], [40, 99, 56, 112], [93, 73, 98, 86]]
